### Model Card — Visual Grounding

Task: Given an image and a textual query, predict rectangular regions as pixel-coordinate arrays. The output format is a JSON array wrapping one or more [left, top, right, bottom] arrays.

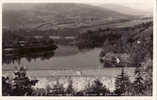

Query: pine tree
[[66, 79, 74, 95], [85, 79, 110, 96], [132, 67, 146, 96], [2, 76, 12, 96], [11, 66, 38, 96], [114, 68, 131, 96], [51, 79, 65, 96]]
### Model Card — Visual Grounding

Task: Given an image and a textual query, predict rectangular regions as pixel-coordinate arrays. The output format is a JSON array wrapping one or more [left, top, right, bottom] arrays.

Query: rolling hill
[[98, 4, 152, 16], [3, 3, 134, 31]]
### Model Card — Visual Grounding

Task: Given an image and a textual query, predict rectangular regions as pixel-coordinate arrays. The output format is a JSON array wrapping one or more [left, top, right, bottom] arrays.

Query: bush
[[2, 67, 38, 96], [84, 79, 110, 96]]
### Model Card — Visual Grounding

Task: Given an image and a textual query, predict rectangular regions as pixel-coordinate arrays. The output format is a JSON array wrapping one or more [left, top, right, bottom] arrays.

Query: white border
[[0, 0, 156, 100], [153, 0, 157, 99]]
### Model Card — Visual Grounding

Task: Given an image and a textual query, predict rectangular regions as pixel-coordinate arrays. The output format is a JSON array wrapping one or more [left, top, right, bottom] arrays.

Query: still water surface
[[3, 45, 135, 91], [3, 45, 135, 76], [3, 45, 103, 70]]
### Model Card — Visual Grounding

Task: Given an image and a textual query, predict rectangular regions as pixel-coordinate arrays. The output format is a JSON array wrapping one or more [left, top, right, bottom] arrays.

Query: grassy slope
[[3, 3, 132, 31]]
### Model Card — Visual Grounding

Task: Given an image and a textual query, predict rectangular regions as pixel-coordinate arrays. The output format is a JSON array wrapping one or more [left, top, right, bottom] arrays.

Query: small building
[[18, 41, 27, 47], [102, 52, 133, 67]]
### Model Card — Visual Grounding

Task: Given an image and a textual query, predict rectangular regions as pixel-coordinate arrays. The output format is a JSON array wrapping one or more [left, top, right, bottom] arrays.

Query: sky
[[2, 0, 154, 12], [88, 0, 154, 12], [64, 0, 153, 12], [58, 0, 154, 12]]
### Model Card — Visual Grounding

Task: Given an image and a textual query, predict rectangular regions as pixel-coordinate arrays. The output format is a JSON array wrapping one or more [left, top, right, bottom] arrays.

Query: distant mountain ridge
[[3, 3, 134, 31], [97, 4, 152, 16]]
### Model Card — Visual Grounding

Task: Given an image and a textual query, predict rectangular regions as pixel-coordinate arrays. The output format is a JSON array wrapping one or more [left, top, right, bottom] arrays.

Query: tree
[[11, 67, 38, 96], [132, 59, 152, 96], [32, 88, 47, 96], [66, 79, 75, 95], [132, 67, 146, 96], [2, 76, 12, 96], [47, 79, 65, 96], [142, 58, 152, 96], [85, 79, 110, 96], [114, 68, 131, 96]]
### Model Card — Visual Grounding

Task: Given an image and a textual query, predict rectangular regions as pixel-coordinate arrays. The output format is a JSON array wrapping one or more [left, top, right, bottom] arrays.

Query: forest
[[2, 21, 153, 96], [76, 21, 153, 67]]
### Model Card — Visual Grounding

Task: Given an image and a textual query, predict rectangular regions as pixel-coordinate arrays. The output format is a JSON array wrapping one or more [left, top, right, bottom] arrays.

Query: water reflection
[[3, 50, 55, 65], [3, 46, 103, 70]]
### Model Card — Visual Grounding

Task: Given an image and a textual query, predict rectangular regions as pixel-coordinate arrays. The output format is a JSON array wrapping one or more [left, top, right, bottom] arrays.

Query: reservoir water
[[3, 45, 103, 70], [2, 45, 135, 91]]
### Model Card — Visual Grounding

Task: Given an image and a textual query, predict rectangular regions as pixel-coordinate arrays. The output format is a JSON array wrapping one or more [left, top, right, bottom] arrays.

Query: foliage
[[99, 21, 153, 67], [2, 76, 12, 96], [49, 80, 65, 96], [114, 68, 131, 96], [135, 58, 152, 96], [113, 57, 152, 96], [76, 21, 152, 50], [2, 29, 57, 49], [2, 21, 153, 96], [2, 66, 152, 96], [84, 79, 110, 96], [11, 67, 38, 96], [65, 79, 75, 95], [132, 67, 146, 96], [2, 67, 38, 96], [31, 88, 48, 96]]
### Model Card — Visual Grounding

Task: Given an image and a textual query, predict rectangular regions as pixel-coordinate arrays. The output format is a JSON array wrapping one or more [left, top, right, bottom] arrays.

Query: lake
[[2, 45, 135, 91], [3, 45, 104, 70]]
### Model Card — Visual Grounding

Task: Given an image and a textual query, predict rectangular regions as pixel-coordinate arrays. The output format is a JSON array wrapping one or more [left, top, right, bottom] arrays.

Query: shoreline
[[2, 67, 135, 78]]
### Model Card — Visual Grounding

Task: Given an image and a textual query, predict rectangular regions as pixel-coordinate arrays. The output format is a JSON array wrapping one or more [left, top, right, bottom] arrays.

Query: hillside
[[3, 3, 133, 31], [98, 4, 152, 16], [76, 21, 152, 50], [100, 21, 153, 67]]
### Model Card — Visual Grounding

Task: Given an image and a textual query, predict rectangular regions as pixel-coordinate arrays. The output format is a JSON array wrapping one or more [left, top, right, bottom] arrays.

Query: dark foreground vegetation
[[3, 59, 152, 96]]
